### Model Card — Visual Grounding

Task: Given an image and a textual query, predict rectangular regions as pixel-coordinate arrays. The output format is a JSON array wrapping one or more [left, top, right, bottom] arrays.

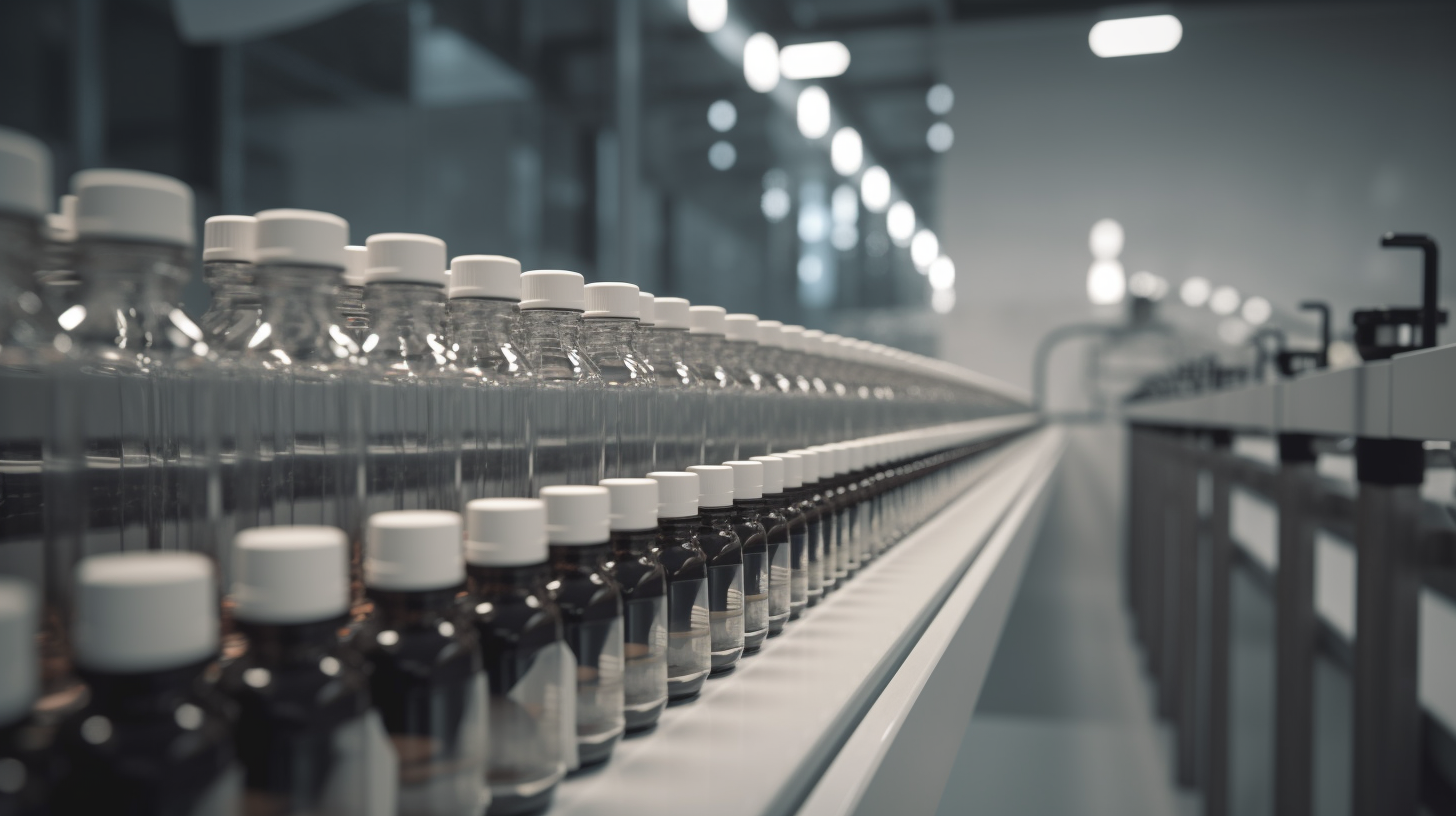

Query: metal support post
[[1204, 432, 1233, 816], [1175, 440, 1201, 785], [1274, 433, 1318, 816], [1158, 433, 1192, 721], [1352, 438, 1424, 816], [1144, 433, 1167, 680]]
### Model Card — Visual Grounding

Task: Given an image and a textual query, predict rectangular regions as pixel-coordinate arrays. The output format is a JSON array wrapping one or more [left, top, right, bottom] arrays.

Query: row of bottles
[[0, 422, 1012, 815]]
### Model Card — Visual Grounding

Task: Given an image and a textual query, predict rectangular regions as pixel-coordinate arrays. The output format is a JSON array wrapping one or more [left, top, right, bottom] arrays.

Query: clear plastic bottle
[[360, 233, 457, 515], [463, 498, 567, 815], [198, 215, 260, 353], [448, 255, 534, 502], [685, 465, 744, 672], [818, 334, 853, 442], [518, 272, 604, 492], [34, 193, 78, 318], [645, 471, 710, 701], [363, 511, 489, 816], [779, 325, 814, 449], [599, 478, 668, 732], [722, 460, 772, 651], [768, 452, 808, 620], [640, 296, 705, 472], [753, 320, 794, 453], [337, 245, 370, 344], [582, 283, 655, 480], [0, 578, 49, 815], [220, 525, 396, 815], [540, 486, 625, 767], [721, 314, 768, 458], [54, 552, 242, 813], [242, 210, 359, 543], [747, 455, 791, 635], [686, 306, 739, 464], [799, 330, 834, 445]]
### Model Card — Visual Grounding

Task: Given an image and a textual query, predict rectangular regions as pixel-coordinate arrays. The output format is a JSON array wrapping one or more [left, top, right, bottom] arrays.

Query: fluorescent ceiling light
[[1089, 15, 1183, 58], [1241, 295, 1271, 325], [926, 122, 954, 153], [779, 41, 851, 80], [831, 184, 858, 224], [744, 33, 780, 93], [926, 83, 954, 115], [910, 229, 939, 270], [932, 289, 956, 314], [830, 127, 862, 176], [1086, 260, 1126, 305], [708, 140, 736, 171], [1209, 285, 1241, 315], [1088, 218, 1123, 260], [929, 256, 955, 291], [1180, 276, 1211, 307], [860, 166, 890, 213], [886, 201, 915, 245], [687, 0, 727, 34], [707, 99, 736, 132], [796, 86, 831, 139], [761, 188, 791, 222]]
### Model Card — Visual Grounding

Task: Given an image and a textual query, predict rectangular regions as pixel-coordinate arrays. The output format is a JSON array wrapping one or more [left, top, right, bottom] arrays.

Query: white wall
[[934, 3, 1456, 393]]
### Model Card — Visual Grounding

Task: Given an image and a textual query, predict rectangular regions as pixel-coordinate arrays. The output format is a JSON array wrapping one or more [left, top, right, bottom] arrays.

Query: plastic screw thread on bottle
[[600, 478, 669, 732], [463, 498, 568, 815], [519, 271, 604, 492], [644, 297, 706, 472], [686, 465, 745, 672], [583, 283, 656, 479], [364, 510, 488, 814], [199, 214, 260, 353], [337, 244, 369, 342], [688, 305, 740, 463], [646, 471, 711, 701]]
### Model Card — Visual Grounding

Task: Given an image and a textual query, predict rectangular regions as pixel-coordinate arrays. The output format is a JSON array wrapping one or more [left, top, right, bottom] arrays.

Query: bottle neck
[[549, 541, 614, 571], [363, 281, 449, 368], [203, 260, 258, 308], [658, 515, 700, 540], [71, 237, 191, 353], [80, 660, 210, 714], [610, 528, 658, 557], [367, 585, 465, 629], [448, 297, 525, 373], [466, 561, 551, 597], [519, 308, 592, 379], [699, 505, 736, 525], [237, 616, 349, 666], [642, 326, 690, 369], [582, 317, 649, 377], [253, 262, 355, 359], [738, 497, 775, 514]]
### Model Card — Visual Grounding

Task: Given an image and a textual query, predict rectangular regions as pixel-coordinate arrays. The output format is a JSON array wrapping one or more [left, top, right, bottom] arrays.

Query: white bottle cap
[[750, 456, 784, 494], [0, 126, 50, 219], [790, 448, 819, 483], [232, 525, 350, 624], [647, 471, 699, 519], [45, 194, 78, 243], [73, 168, 194, 247], [688, 305, 727, 335], [585, 282, 641, 319], [365, 233, 447, 286], [781, 325, 805, 351], [723, 460, 764, 500], [450, 255, 521, 300], [757, 320, 785, 348], [653, 297, 691, 329], [812, 445, 840, 477], [601, 478, 658, 531], [366, 510, 466, 591], [203, 215, 257, 263], [801, 328, 825, 345], [776, 452, 803, 489], [342, 245, 368, 286], [836, 444, 852, 474], [846, 442, 865, 472], [0, 578, 38, 726], [687, 465, 734, 508], [254, 209, 349, 269], [638, 293, 656, 326], [73, 552, 217, 674], [724, 313, 760, 342], [464, 498, 548, 567], [521, 270, 585, 311], [541, 485, 611, 545]]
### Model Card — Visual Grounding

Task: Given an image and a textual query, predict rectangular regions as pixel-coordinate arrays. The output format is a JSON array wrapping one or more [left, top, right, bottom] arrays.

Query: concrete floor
[[933, 424, 1199, 816]]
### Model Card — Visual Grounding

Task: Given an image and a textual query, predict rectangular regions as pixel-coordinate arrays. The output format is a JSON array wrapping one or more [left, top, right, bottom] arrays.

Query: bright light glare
[[687, 0, 727, 33], [831, 184, 858, 224], [798, 203, 828, 243], [1218, 317, 1252, 346], [929, 256, 955, 291], [831, 223, 858, 251], [707, 99, 736, 132], [910, 229, 939, 270], [744, 33, 780, 93], [926, 83, 954, 115], [1180, 276, 1211, 307], [707, 140, 736, 170], [779, 41, 851, 80], [796, 86, 831, 139], [1089, 218, 1124, 260], [1089, 15, 1183, 58], [1209, 285, 1241, 316], [830, 127, 863, 176], [58, 304, 86, 331], [1086, 260, 1126, 305], [1128, 270, 1167, 300], [1241, 295, 1272, 325], [860, 166, 891, 213], [931, 289, 956, 314], [926, 122, 954, 153], [886, 201, 915, 246], [761, 188, 791, 222], [798, 254, 824, 284]]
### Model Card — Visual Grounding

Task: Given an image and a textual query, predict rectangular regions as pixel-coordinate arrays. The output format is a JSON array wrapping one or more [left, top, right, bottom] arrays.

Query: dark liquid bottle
[[773, 453, 810, 620], [600, 478, 669, 732], [814, 446, 848, 589], [686, 466, 745, 672], [646, 472, 711, 701], [540, 486, 625, 767], [54, 552, 242, 816], [746, 456, 792, 636], [723, 461, 772, 650], [0, 578, 50, 816], [362, 510, 489, 816], [464, 498, 567, 816], [219, 525, 396, 816], [792, 450, 827, 608]]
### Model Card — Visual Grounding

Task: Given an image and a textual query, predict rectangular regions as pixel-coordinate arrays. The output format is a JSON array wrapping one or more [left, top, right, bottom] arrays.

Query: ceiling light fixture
[[779, 41, 851, 80], [1089, 15, 1183, 58], [796, 85, 831, 139], [830, 127, 863, 176], [860, 166, 891, 213], [744, 33, 780, 93], [687, 0, 727, 34]]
